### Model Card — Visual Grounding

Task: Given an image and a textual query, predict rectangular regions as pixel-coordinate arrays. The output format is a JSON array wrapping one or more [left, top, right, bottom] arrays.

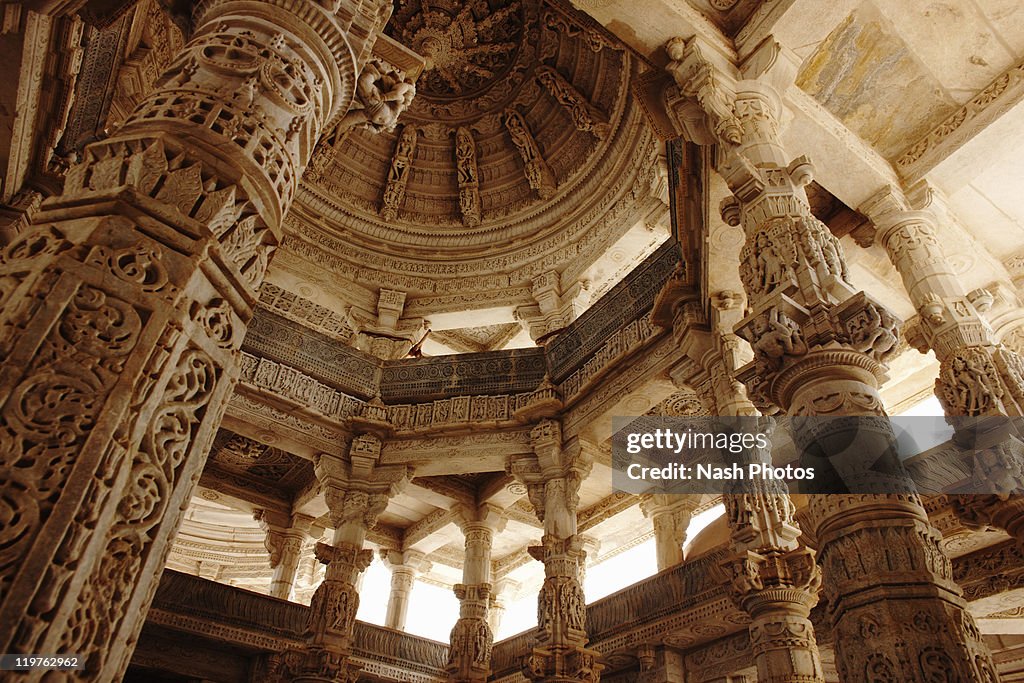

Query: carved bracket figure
[[339, 58, 417, 134], [504, 108, 556, 199]]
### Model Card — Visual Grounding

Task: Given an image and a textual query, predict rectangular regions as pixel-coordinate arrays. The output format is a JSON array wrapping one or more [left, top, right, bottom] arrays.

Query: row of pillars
[[660, 34, 1024, 683], [247, 419, 601, 683]]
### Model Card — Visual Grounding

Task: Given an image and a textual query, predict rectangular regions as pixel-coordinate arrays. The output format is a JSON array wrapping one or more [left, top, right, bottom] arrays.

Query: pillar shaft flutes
[[509, 420, 603, 683], [666, 34, 1000, 681], [0, 1, 395, 679]]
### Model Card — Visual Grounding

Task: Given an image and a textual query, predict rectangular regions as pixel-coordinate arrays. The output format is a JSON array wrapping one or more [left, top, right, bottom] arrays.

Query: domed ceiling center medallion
[[389, 0, 524, 103]]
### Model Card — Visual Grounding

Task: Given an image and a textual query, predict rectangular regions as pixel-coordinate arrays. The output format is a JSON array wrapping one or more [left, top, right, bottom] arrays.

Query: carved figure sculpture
[[339, 58, 416, 133], [849, 303, 899, 363], [504, 109, 556, 198], [664, 36, 743, 145], [946, 354, 996, 416], [754, 232, 794, 294], [455, 126, 482, 226], [536, 66, 610, 139], [750, 308, 807, 368]]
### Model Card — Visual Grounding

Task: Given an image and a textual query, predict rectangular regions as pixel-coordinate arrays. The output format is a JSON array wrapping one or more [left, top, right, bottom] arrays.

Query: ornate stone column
[[861, 185, 1024, 543], [722, 422, 824, 683], [294, 533, 327, 605], [0, 0, 397, 678], [577, 536, 600, 586], [653, 103, 824, 682], [861, 185, 1024, 418], [639, 494, 694, 570], [489, 577, 520, 636], [272, 431, 409, 682], [255, 510, 316, 600], [509, 419, 603, 683], [381, 549, 430, 631], [664, 34, 1001, 682], [446, 505, 506, 683]]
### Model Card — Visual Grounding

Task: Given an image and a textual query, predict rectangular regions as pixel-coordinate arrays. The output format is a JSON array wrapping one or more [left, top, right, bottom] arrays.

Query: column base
[[446, 616, 493, 683]]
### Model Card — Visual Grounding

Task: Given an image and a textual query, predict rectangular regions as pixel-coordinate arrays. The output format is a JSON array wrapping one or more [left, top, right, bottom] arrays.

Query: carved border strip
[[896, 55, 1024, 181]]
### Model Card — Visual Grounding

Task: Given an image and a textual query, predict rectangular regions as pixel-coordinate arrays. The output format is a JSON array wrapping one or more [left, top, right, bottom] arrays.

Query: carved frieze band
[[896, 54, 1024, 180], [547, 239, 679, 382]]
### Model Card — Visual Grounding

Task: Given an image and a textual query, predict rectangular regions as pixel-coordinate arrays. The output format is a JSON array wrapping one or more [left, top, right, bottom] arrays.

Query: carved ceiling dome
[[287, 0, 660, 299], [387, 0, 525, 101]]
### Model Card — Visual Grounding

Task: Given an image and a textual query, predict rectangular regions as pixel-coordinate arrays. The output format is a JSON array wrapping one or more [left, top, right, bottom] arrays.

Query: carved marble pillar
[[861, 186, 1024, 418], [294, 534, 326, 605], [381, 549, 430, 631], [447, 505, 506, 683], [861, 186, 1024, 541], [255, 510, 316, 600], [489, 578, 520, 636], [723, 428, 824, 683], [639, 494, 695, 570], [0, 1, 394, 678], [509, 420, 603, 682], [688, 44, 998, 681], [577, 536, 600, 586], [272, 434, 409, 682]]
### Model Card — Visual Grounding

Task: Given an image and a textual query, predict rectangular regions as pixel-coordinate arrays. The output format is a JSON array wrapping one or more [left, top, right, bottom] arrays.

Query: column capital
[[314, 451, 409, 532], [638, 494, 699, 520], [664, 35, 742, 147], [379, 548, 432, 574], [454, 503, 508, 535], [725, 547, 821, 616], [315, 541, 373, 581]]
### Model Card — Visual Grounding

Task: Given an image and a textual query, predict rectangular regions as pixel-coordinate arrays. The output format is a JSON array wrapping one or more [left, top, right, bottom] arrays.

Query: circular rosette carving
[[388, 0, 524, 100], [260, 56, 317, 116], [198, 33, 263, 74]]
